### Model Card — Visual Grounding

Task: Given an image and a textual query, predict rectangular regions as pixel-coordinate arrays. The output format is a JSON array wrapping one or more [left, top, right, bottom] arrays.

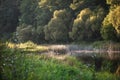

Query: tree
[[39, 0, 72, 12], [110, 6, 120, 35], [0, 0, 19, 38], [44, 9, 72, 42], [70, 7, 105, 41], [19, 0, 38, 25], [101, 4, 120, 41], [106, 0, 120, 5], [70, 0, 107, 11], [35, 8, 52, 43], [101, 24, 117, 41], [16, 24, 37, 42]]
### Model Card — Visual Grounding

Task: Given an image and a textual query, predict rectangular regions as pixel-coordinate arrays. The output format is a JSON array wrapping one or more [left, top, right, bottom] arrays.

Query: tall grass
[[0, 41, 120, 80], [0, 42, 32, 80], [7, 41, 48, 53]]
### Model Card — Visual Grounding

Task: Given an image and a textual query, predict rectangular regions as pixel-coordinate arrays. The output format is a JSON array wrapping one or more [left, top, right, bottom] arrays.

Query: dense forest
[[0, 0, 120, 43]]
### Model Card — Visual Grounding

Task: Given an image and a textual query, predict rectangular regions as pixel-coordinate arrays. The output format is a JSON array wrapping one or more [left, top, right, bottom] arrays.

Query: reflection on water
[[71, 51, 120, 60], [73, 51, 120, 72], [67, 44, 120, 72], [102, 52, 120, 60]]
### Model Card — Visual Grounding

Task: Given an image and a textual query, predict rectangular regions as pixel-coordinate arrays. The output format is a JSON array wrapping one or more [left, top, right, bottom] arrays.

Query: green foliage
[[1, 0, 120, 42], [19, 0, 38, 25], [35, 8, 52, 26], [31, 55, 93, 80], [0, 42, 32, 80], [39, 0, 72, 12], [0, 0, 19, 38], [1, 42, 120, 80], [101, 4, 120, 41], [101, 24, 117, 41], [44, 9, 72, 42], [70, 0, 107, 11], [106, 0, 120, 5], [16, 24, 37, 42], [36, 26, 45, 43], [70, 7, 105, 41], [110, 6, 120, 35], [18, 0, 53, 43], [95, 72, 119, 80], [0, 42, 91, 80]]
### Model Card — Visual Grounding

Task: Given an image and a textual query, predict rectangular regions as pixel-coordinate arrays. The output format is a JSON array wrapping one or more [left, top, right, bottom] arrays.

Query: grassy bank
[[0, 42, 120, 80]]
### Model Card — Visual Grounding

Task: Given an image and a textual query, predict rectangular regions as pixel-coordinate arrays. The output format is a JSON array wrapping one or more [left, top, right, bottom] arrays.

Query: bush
[[101, 24, 117, 41], [0, 42, 34, 80], [16, 24, 38, 43]]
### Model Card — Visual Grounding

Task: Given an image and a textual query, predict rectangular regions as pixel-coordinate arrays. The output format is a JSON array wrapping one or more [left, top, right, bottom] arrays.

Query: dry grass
[[7, 41, 48, 52]]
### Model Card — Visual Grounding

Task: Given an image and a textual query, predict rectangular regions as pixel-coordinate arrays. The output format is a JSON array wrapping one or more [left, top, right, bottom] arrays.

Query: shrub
[[16, 24, 38, 43], [101, 24, 117, 41]]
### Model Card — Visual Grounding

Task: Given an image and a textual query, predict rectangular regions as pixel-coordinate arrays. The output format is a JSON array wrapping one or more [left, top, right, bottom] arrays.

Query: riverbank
[[1, 41, 120, 80], [6, 41, 120, 60]]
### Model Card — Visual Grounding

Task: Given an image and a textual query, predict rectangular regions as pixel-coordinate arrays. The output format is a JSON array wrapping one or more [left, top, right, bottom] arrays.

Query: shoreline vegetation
[[0, 41, 120, 80], [7, 41, 120, 53], [6, 41, 120, 61]]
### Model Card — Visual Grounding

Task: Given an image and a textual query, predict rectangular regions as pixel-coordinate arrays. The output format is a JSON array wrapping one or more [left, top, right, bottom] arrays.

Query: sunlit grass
[[7, 41, 48, 52]]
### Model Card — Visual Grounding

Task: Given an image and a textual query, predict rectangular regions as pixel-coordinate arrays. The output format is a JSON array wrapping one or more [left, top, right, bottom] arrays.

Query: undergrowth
[[0, 41, 120, 80]]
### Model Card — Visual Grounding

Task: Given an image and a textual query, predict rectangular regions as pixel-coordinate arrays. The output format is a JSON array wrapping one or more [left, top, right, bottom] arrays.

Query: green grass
[[0, 49, 93, 80], [95, 72, 119, 80], [0, 41, 120, 80]]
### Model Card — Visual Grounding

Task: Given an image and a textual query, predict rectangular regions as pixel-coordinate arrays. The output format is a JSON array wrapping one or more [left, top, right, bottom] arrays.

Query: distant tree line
[[0, 0, 120, 43]]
